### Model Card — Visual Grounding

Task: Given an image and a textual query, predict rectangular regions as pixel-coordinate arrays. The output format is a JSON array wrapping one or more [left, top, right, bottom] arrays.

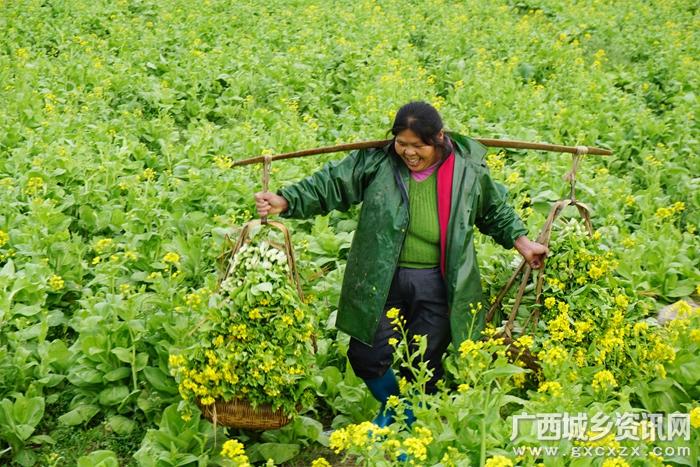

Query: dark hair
[[390, 101, 451, 157]]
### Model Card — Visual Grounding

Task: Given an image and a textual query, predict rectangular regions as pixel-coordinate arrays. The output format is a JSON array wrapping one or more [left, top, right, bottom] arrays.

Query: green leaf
[[134, 352, 149, 371], [111, 347, 133, 363], [158, 404, 194, 434], [107, 415, 136, 435], [44, 339, 72, 369], [67, 366, 104, 386], [481, 364, 526, 380], [37, 374, 65, 387], [0, 260, 15, 277], [666, 283, 695, 298], [14, 449, 36, 467], [77, 450, 119, 467], [250, 443, 300, 464], [13, 396, 45, 433], [255, 282, 273, 293], [99, 386, 130, 406], [28, 434, 55, 445], [58, 405, 100, 426], [290, 416, 324, 443], [103, 367, 131, 382], [13, 304, 41, 317], [143, 366, 178, 394]]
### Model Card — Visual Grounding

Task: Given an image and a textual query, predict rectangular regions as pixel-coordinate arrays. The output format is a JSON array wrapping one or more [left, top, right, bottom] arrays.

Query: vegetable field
[[1, 0, 699, 465]]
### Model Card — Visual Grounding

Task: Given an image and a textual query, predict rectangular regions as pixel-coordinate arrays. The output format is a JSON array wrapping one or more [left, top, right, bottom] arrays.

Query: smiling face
[[394, 129, 443, 172]]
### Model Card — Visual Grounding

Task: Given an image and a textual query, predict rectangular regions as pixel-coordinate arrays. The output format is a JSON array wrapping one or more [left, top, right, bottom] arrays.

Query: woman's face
[[394, 129, 443, 172]]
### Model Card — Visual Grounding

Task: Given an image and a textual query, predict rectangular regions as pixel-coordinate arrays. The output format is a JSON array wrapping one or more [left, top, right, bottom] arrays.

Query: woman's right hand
[[254, 192, 289, 217]]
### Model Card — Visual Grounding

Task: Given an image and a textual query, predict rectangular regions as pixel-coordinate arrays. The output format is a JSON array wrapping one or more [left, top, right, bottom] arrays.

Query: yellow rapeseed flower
[[221, 439, 249, 466], [459, 339, 484, 358], [386, 307, 400, 319], [621, 237, 636, 248], [398, 377, 408, 394], [674, 300, 694, 318], [588, 264, 604, 280], [506, 172, 521, 185], [515, 335, 534, 349], [94, 238, 113, 253], [690, 329, 700, 344], [168, 354, 185, 368], [548, 312, 573, 341], [592, 370, 617, 392], [248, 308, 262, 320], [538, 345, 568, 366], [386, 395, 400, 408], [547, 277, 565, 290], [633, 321, 648, 336], [403, 436, 429, 461], [601, 458, 629, 467], [615, 294, 629, 308], [574, 320, 593, 342], [48, 274, 64, 291], [671, 201, 685, 213], [538, 381, 563, 397], [213, 155, 233, 170], [0, 229, 8, 247], [689, 407, 700, 428], [185, 292, 202, 307], [513, 372, 526, 387], [141, 168, 156, 181], [655, 363, 667, 379], [649, 341, 675, 362], [486, 151, 505, 172], [484, 455, 514, 467], [163, 252, 180, 264], [25, 177, 44, 195], [311, 458, 332, 467], [544, 297, 556, 309]]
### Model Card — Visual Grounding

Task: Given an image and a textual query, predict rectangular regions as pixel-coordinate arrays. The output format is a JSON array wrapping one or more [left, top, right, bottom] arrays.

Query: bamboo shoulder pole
[[232, 137, 612, 167]]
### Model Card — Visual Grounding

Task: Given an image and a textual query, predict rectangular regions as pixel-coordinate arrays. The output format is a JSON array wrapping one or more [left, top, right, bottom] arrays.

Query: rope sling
[[484, 146, 594, 371]]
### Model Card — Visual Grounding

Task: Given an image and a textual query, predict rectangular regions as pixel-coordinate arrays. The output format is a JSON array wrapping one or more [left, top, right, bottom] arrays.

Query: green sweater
[[398, 172, 440, 268]]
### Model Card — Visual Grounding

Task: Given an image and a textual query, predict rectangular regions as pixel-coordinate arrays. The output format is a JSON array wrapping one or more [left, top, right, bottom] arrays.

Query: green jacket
[[279, 133, 527, 347]]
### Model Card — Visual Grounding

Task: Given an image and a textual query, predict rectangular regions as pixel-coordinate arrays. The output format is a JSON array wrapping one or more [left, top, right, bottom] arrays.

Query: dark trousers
[[347, 267, 451, 394]]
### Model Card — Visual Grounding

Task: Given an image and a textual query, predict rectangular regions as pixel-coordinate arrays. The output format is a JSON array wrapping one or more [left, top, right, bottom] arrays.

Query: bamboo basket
[[198, 158, 307, 430], [197, 398, 291, 431]]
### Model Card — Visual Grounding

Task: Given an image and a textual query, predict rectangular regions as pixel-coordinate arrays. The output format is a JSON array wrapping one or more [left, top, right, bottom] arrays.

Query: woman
[[254, 102, 547, 426]]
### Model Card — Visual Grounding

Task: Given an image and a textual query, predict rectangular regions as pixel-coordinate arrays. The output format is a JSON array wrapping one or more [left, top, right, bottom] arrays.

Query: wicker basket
[[196, 159, 312, 430], [197, 398, 291, 431], [200, 213, 308, 430]]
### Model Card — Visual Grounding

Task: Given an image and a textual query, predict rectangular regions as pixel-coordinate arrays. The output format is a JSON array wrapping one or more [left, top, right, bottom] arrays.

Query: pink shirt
[[410, 161, 440, 182]]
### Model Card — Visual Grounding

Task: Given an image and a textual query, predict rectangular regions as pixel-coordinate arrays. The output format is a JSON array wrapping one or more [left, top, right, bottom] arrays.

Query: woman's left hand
[[513, 236, 548, 269]]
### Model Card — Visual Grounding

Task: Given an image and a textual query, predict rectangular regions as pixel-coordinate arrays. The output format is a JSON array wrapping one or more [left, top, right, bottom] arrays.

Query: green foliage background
[[0, 0, 698, 465]]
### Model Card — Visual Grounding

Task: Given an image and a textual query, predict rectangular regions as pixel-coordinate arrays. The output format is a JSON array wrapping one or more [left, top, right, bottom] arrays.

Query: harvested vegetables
[[169, 226, 316, 419]]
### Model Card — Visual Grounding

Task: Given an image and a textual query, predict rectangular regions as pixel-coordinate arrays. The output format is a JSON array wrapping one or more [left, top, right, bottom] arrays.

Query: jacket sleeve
[[278, 149, 380, 219], [474, 163, 528, 249]]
